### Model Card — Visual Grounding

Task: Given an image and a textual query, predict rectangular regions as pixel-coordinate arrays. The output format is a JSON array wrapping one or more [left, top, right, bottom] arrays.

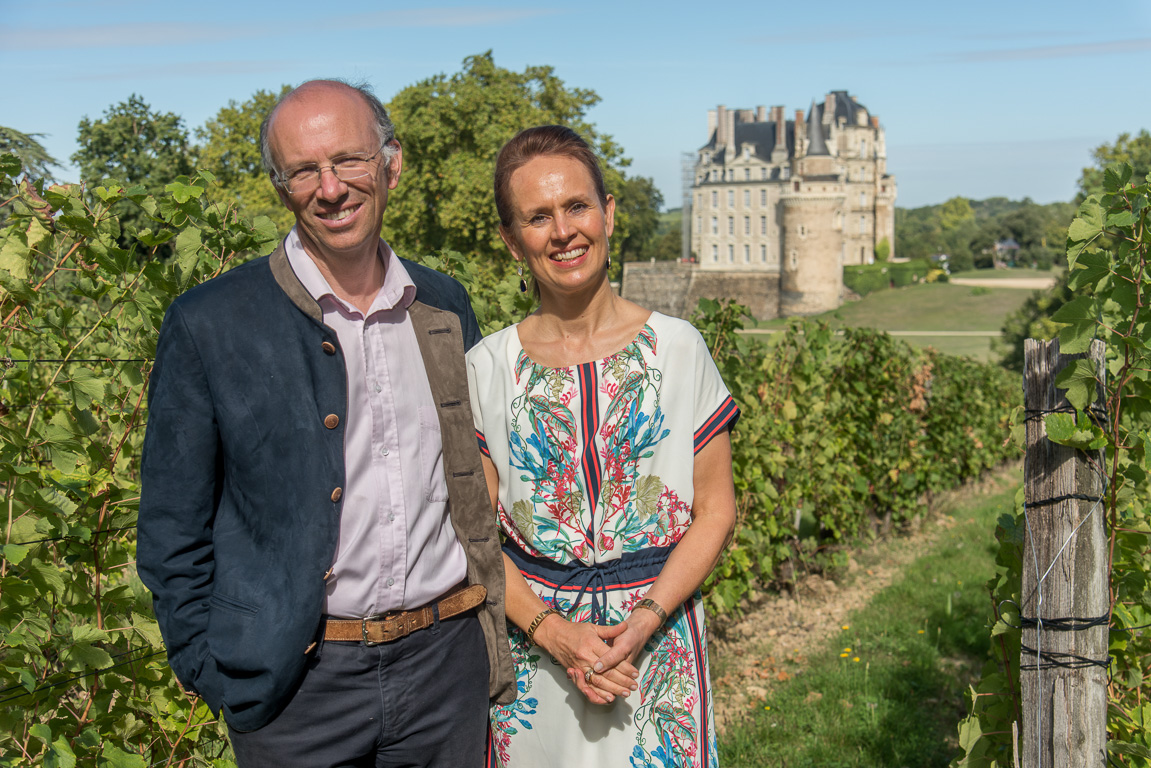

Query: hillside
[[754, 276, 1048, 362]]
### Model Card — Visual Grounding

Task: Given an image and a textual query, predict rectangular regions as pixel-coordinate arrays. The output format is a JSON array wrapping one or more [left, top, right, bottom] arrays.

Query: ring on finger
[[584, 668, 594, 683]]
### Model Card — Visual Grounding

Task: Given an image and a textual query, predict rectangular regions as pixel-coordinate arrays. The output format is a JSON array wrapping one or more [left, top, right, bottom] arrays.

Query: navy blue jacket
[[137, 245, 514, 731]]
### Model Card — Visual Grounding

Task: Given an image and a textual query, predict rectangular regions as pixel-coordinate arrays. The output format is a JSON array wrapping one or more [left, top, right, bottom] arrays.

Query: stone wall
[[622, 261, 781, 321]]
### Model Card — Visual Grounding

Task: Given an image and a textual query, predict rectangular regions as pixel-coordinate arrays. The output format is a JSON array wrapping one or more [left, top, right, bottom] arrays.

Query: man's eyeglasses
[[277, 146, 387, 194]]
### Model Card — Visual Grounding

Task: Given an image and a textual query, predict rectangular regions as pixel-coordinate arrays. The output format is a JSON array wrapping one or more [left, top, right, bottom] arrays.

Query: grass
[[719, 471, 1018, 768], [749, 282, 1044, 361]]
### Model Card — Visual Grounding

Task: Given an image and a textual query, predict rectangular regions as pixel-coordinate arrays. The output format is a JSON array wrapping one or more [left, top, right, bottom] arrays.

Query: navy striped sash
[[503, 539, 673, 625]]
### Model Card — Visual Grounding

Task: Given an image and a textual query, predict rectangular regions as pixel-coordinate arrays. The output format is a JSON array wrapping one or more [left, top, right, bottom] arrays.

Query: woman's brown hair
[[493, 125, 608, 228]]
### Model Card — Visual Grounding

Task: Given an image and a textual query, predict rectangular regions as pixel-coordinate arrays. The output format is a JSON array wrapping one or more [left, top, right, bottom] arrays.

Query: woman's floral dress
[[466, 312, 739, 768]]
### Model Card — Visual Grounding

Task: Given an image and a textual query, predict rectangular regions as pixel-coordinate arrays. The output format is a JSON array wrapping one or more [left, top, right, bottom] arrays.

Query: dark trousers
[[229, 612, 490, 768]]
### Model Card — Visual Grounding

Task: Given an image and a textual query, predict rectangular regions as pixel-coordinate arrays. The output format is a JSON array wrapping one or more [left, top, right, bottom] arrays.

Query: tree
[[72, 95, 194, 256], [384, 52, 651, 278], [650, 223, 683, 261], [0, 126, 61, 182], [0, 127, 61, 227], [874, 236, 891, 262], [195, 86, 294, 235], [615, 175, 663, 264], [1078, 129, 1151, 201], [938, 196, 974, 231]]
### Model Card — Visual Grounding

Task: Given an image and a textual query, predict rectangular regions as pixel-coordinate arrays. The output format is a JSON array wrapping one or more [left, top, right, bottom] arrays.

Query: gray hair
[[260, 79, 399, 187]]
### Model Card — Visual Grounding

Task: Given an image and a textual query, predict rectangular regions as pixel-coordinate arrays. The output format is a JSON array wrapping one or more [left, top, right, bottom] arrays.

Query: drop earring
[[606, 254, 612, 270], [518, 263, 527, 293]]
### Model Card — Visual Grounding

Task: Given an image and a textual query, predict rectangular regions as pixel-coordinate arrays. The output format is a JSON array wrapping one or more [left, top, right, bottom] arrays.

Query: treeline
[[2, 51, 667, 276], [895, 196, 1076, 272]]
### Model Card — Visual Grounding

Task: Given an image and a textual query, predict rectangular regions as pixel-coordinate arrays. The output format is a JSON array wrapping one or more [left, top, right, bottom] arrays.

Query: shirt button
[[386, 577, 395, 587], [388, 513, 395, 522], [330, 487, 342, 503], [381, 446, 389, 456], [321, 341, 337, 355], [374, 381, 382, 393], [324, 414, 339, 429]]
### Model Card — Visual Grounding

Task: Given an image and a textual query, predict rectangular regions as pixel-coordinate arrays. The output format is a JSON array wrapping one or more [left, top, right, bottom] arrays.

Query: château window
[[860, 191, 866, 207], [760, 216, 767, 235], [728, 245, 734, 262], [761, 168, 768, 180], [790, 250, 798, 269], [727, 190, 734, 207], [859, 215, 865, 234], [744, 168, 751, 180], [711, 191, 718, 207], [743, 244, 750, 263], [728, 217, 734, 235], [760, 189, 767, 206], [712, 244, 718, 262], [744, 217, 750, 235], [743, 190, 750, 207], [695, 216, 702, 234], [799, 224, 807, 238], [711, 216, 718, 234], [760, 244, 767, 262]]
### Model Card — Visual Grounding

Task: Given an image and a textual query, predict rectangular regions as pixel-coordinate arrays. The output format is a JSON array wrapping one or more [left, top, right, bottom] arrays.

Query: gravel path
[[949, 276, 1055, 290]]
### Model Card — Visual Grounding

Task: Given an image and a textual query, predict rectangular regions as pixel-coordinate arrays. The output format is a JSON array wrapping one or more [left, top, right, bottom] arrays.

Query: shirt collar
[[284, 226, 416, 315]]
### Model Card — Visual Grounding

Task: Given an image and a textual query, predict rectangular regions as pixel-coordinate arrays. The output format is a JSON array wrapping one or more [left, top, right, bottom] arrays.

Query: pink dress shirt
[[285, 228, 468, 618]]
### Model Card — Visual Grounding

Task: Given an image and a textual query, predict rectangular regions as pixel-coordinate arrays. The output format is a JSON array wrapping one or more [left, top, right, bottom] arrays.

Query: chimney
[[773, 106, 786, 148], [725, 108, 736, 154], [716, 105, 727, 148], [824, 93, 836, 123], [795, 109, 807, 155], [739, 109, 754, 123], [708, 109, 717, 140], [870, 115, 880, 129], [756, 105, 767, 122]]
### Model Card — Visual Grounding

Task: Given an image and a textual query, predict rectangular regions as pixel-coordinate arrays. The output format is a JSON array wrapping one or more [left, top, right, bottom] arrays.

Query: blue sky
[[2, 0, 1150, 209]]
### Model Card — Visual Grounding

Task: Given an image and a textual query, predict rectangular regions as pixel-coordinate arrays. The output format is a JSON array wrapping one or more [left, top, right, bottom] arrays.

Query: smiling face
[[267, 82, 402, 267], [500, 154, 615, 302]]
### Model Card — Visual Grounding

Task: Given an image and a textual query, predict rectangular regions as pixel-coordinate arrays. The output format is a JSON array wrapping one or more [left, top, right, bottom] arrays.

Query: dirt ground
[[708, 469, 1015, 732]]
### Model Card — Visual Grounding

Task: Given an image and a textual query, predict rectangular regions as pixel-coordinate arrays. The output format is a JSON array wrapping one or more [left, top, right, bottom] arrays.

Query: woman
[[467, 125, 739, 767]]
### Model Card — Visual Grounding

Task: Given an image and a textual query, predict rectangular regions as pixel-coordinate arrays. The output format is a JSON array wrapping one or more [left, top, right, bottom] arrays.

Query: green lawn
[[750, 282, 1044, 362], [719, 472, 1019, 767]]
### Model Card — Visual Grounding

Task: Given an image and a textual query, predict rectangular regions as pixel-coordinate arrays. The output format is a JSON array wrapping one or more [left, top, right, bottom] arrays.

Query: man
[[137, 80, 513, 766]]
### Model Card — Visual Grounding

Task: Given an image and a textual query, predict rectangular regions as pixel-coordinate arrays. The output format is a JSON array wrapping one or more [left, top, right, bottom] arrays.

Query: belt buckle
[[361, 616, 378, 646], [361, 610, 402, 646]]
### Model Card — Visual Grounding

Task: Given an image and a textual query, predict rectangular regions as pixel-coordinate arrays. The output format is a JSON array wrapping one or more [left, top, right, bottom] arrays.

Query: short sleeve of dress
[[465, 348, 490, 458], [689, 326, 740, 454]]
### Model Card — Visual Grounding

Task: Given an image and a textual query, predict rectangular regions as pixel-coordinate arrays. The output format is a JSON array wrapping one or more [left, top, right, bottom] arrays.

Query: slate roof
[[806, 101, 829, 156], [703, 119, 795, 162]]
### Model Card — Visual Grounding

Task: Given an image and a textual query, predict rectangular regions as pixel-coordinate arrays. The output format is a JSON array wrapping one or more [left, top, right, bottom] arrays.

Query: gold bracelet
[[525, 607, 561, 645], [634, 597, 669, 625]]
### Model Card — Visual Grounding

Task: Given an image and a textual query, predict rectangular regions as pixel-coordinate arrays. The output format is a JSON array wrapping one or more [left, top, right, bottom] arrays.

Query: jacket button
[[304, 641, 317, 655], [324, 414, 339, 429], [321, 341, 336, 355], [323, 566, 334, 581], [331, 487, 343, 503]]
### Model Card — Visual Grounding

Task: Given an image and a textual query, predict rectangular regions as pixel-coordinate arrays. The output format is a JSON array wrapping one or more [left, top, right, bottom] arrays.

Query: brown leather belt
[[323, 583, 487, 646]]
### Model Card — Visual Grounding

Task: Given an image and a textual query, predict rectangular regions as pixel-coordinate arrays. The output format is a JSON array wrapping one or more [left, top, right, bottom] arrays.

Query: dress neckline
[[513, 311, 657, 370]]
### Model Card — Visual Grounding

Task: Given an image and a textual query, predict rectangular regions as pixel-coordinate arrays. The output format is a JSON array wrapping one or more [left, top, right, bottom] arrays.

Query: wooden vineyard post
[[1021, 338, 1109, 767]]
